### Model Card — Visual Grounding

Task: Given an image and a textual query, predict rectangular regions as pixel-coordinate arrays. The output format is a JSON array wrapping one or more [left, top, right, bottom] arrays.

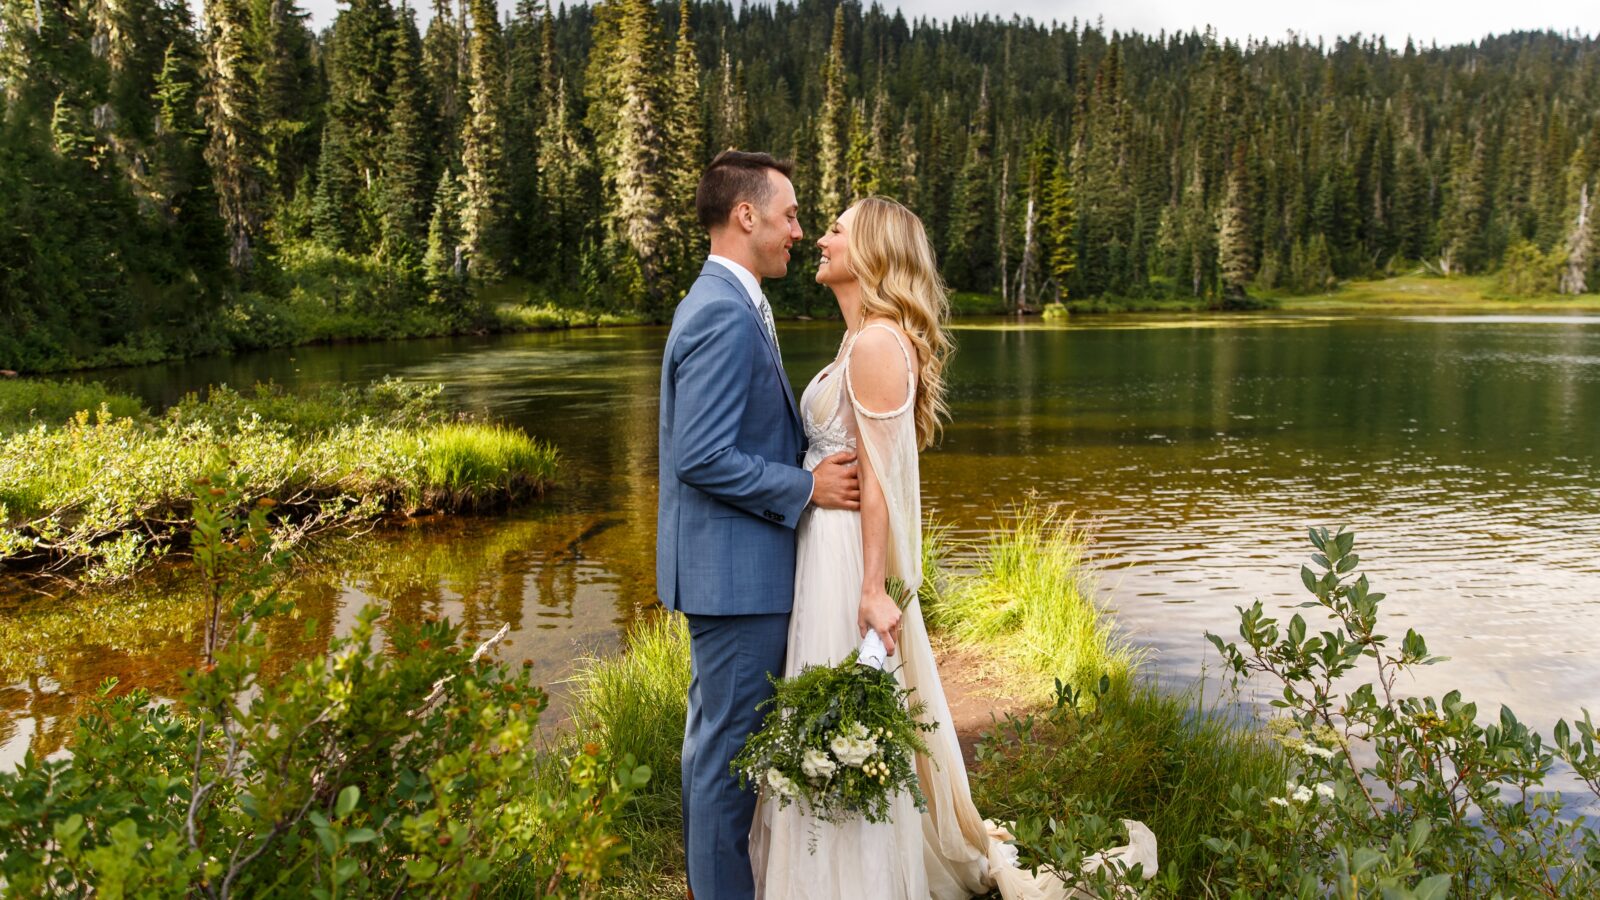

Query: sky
[[292, 0, 1594, 47]]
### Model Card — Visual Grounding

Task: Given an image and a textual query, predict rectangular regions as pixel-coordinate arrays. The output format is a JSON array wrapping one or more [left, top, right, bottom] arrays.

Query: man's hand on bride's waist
[[811, 451, 860, 510]]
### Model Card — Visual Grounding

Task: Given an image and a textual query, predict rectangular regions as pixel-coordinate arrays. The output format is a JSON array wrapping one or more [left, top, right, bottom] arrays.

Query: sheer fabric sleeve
[[843, 324, 924, 599]]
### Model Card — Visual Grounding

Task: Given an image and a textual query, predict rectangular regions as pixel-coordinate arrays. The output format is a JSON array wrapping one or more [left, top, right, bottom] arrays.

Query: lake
[[3, 312, 1598, 767]]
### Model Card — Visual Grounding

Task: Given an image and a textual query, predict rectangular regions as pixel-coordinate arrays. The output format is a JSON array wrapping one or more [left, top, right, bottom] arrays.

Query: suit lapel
[[699, 261, 803, 428]]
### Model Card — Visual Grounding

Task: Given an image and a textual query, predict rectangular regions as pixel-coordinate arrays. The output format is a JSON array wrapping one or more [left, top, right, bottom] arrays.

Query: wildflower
[[1291, 785, 1314, 804], [1269, 796, 1291, 808], [1305, 745, 1336, 760], [1316, 783, 1335, 800]]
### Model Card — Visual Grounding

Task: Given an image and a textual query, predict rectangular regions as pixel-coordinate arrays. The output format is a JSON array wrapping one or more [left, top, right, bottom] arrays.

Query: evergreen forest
[[3, 0, 1598, 371]]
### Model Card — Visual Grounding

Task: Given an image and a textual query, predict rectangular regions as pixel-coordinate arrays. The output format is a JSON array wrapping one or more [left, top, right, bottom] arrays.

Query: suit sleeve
[[670, 298, 814, 528]]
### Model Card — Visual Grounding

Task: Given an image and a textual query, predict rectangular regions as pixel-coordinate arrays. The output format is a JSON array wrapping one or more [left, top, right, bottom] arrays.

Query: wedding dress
[[748, 323, 1157, 900]]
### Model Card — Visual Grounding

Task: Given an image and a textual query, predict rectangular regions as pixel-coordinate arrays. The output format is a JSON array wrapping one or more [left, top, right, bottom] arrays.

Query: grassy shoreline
[[0, 378, 557, 582], [544, 506, 1284, 897]]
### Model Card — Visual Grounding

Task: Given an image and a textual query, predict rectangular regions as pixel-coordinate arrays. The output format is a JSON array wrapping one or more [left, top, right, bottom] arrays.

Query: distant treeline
[[2, 0, 1598, 370]]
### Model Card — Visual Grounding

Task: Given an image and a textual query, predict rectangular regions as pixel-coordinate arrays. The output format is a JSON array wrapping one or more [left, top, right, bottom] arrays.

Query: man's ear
[[734, 201, 757, 233]]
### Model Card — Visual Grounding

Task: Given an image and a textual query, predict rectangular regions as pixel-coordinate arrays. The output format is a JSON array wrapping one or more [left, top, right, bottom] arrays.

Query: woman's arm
[[850, 325, 915, 655]]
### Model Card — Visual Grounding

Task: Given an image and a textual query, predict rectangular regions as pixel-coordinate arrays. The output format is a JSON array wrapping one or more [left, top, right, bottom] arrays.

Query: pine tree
[[1217, 143, 1253, 301], [423, 167, 468, 307], [814, 5, 848, 219], [420, 0, 461, 161], [585, 0, 670, 314], [153, 38, 225, 269], [1440, 136, 1490, 275], [245, 0, 319, 210], [532, 2, 590, 284], [458, 0, 510, 280], [845, 99, 875, 199], [663, 0, 705, 287], [945, 71, 995, 291], [504, 0, 543, 274], [202, 0, 266, 273], [710, 48, 747, 153], [378, 3, 433, 263]]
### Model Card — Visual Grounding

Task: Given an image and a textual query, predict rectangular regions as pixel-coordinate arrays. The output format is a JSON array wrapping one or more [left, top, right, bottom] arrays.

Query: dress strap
[[844, 322, 916, 419]]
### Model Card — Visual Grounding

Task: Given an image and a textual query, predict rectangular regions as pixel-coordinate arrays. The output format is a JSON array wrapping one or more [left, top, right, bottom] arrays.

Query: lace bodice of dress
[[799, 349, 857, 470]]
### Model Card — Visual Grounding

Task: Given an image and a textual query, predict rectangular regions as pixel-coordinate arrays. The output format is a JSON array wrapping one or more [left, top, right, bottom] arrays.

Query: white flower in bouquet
[[766, 767, 800, 798], [830, 732, 877, 767], [801, 748, 838, 781]]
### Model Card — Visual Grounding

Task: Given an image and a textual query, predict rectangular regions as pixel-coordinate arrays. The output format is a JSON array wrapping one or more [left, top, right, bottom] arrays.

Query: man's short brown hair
[[695, 149, 796, 230]]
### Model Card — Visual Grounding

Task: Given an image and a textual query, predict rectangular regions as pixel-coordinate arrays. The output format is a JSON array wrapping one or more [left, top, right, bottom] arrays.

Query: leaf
[[1412, 874, 1452, 900], [405, 858, 439, 880], [344, 827, 378, 844], [1301, 565, 1318, 593], [335, 784, 360, 819]]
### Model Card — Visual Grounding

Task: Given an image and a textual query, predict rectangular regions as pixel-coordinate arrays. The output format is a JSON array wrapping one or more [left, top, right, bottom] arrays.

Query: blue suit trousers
[[681, 611, 789, 900]]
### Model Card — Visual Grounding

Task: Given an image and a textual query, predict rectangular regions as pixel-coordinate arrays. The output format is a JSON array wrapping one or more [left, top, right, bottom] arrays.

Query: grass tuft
[[923, 502, 1142, 699], [417, 423, 559, 511]]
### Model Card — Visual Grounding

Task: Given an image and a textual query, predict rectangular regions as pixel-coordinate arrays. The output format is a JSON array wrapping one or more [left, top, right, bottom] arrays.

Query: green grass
[[0, 380, 556, 579], [513, 614, 691, 898], [492, 302, 646, 331], [969, 680, 1286, 896], [415, 422, 560, 511], [949, 291, 1010, 316], [530, 504, 1286, 896], [1274, 273, 1600, 311], [923, 503, 1143, 699], [0, 378, 148, 434]]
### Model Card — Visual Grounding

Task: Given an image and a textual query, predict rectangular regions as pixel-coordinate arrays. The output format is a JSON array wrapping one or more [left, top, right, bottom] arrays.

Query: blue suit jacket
[[656, 260, 814, 616]]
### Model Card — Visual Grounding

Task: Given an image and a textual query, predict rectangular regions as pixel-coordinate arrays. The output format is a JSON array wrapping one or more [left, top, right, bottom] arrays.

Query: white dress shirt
[[706, 254, 766, 314]]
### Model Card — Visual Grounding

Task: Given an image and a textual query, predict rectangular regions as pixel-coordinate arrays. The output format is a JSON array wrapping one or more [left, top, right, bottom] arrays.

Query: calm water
[[4, 313, 1599, 766]]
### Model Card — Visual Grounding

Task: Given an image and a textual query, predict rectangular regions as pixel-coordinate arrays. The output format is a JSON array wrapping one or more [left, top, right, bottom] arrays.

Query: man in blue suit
[[658, 150, 860, 899]]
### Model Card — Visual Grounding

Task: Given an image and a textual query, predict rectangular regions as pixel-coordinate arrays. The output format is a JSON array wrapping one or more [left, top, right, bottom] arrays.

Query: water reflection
[[3, 314, 1599, 765]]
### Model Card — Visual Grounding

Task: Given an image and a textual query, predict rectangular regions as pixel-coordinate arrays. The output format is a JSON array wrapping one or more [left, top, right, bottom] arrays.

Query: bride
[[747, 197, 1156, 899]]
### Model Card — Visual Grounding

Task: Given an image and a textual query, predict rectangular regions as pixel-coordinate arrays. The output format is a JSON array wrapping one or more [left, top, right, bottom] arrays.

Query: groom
[[657, 149, 860, 899]]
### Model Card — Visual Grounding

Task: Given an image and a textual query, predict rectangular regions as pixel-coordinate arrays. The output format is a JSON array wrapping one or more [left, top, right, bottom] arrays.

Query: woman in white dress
[[748, 197, 1155, 900]]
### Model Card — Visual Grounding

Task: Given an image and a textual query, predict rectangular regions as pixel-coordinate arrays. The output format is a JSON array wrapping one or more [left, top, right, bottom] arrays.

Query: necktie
[[755, 293, 780, 353]]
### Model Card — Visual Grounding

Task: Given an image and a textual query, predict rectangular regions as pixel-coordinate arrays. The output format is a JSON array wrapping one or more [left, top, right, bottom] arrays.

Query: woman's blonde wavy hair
[[845, 196, 954, 450]]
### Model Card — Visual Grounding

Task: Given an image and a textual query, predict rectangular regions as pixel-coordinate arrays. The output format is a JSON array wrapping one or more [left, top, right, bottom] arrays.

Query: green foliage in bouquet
[[732, 651, 937, 827]]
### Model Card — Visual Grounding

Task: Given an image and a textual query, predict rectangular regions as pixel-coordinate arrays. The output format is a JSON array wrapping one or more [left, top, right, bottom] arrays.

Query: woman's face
[[815, 204, 859, 287]]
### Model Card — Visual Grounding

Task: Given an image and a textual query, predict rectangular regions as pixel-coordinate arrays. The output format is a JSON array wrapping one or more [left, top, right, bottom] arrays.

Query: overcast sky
[[292, 0, 1593, 47]]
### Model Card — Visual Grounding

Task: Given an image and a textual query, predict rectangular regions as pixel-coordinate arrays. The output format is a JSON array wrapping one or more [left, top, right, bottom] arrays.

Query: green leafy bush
[[0, 380, 556, 580], [1204, 529, 1600, 897], [0, 476, 646, 897], [0, 378, 148, 434], [1493, 239, 1563, 298]]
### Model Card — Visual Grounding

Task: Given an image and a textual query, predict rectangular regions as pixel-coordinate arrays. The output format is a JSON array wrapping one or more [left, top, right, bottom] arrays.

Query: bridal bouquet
[[732, 630, 937, 826]]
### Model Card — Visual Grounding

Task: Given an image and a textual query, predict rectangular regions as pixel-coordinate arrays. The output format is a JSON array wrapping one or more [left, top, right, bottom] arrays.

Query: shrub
[[0, 380, 556, 580], [0, 378, 148, 434], [1493, 239, 1562, 298], [1203, 529, 1600, 897], [0, 476, 647, 897]]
